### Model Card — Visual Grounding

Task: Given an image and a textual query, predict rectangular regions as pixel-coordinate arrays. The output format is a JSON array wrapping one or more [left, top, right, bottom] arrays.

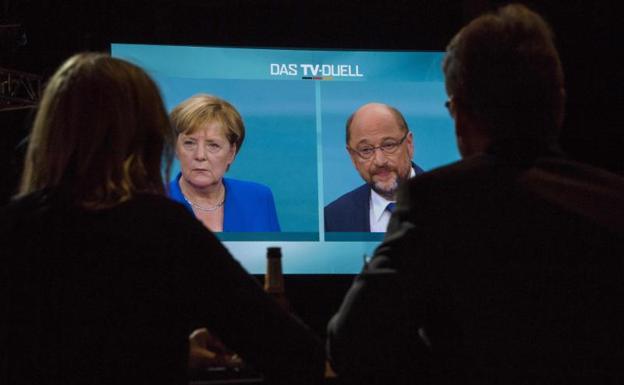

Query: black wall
[[3, 0, 622, 183], [2, 0, 622, 335]]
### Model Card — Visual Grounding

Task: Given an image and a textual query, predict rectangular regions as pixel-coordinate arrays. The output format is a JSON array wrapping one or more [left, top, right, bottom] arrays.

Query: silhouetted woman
[[0, 53, 323, 385]]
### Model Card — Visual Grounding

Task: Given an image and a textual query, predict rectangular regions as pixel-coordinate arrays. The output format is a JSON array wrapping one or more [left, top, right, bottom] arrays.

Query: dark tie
[[386, 202, 396, 213]]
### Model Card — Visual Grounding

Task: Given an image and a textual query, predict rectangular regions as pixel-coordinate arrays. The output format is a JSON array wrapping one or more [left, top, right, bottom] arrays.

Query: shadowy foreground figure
[[328, 4, 624, 385], [1, 53, 324, 385]]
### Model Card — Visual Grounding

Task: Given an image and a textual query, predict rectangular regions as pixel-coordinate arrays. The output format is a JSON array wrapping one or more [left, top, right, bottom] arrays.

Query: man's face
[[347, 104, 414, 200]]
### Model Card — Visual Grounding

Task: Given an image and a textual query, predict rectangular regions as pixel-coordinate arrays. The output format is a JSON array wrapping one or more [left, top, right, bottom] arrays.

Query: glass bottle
[[264, 247, 289, 311]]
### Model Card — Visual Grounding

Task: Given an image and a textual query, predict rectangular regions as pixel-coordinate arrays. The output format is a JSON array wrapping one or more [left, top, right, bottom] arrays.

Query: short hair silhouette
[[443, 4, 565, 147]]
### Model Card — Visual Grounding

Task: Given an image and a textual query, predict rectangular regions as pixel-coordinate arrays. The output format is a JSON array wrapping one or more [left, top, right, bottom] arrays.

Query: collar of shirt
[[368, 166, 416, 232], [369, 189, 394, 232]]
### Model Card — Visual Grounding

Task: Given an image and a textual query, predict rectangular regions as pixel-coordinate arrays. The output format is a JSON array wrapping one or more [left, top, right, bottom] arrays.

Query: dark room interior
[[2, 0, 622, 377]]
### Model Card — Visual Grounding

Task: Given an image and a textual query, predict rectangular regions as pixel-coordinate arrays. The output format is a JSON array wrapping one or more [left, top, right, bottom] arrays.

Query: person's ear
[[454, 104, 491, 158], [406, 131, 414, 160], [453, 103, 467, 141], [453, 102, 478, 157], [347, 145, 359, 168], [227, 143, 237, 164]]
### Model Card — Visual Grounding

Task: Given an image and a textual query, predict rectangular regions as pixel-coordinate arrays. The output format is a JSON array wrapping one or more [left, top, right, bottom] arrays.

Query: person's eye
[[206, 143, 222, 152], [359, 147, 374, 156], [381, 142, 398, 151], [183, 140, 196, 148]]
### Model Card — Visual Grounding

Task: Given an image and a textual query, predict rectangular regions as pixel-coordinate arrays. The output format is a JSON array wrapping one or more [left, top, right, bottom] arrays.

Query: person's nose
[[372, 147, 388, 166], [194, 144, 207, 161]]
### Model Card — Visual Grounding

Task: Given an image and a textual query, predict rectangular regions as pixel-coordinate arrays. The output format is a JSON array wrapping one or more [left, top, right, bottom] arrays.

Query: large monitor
[[111, 43, 460, 274]]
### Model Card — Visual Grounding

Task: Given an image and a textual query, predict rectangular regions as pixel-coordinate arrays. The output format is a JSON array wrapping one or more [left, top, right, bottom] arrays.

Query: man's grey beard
[[371, 179, 400, 200], [370, 168, 411, 200]]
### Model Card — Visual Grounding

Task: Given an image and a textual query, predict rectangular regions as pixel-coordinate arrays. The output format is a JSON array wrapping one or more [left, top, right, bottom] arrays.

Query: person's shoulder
[[224, 177, 274, 197], [535, 156, 624, 189], [0, 192, 42, 230], [325, 184, 370, 211], [167, 175, 179, 187], [131, 192, 186, 208], [166, 173, 183, 199], [121, 193, 218, 244], [1, 189, 66, 222], [396, 155, 503, 216], [411, 162, 425, 175], [527, 157, 624, 233], [123, 193, 195, 224], [407, 155, 493, 190], [2, 192, 36, 214]]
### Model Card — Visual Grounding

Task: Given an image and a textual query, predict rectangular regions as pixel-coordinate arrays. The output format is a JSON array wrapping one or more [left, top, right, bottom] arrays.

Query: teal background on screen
[[111, 44, 461, 273], [320, 81, 459, 205], [155, 77, 319, 233]]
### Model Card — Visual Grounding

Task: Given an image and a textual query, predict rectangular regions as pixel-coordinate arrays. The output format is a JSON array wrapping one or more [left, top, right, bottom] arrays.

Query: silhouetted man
[[328, 4, 624, 384]]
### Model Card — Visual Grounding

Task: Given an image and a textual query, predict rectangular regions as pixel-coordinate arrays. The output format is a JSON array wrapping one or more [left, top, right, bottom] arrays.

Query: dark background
[[1, 0, 622, 335]]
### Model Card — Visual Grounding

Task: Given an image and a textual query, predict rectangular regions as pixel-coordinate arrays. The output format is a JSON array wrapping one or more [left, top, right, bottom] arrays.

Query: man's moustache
[[372, 166, 394, 175]]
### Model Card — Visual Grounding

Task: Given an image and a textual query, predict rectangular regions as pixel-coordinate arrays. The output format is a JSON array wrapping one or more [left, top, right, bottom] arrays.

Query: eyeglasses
[[349, 131, 409, 160]]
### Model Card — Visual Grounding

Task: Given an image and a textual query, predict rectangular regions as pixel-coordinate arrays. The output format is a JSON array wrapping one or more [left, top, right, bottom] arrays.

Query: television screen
[[111, 43, 459, 274]]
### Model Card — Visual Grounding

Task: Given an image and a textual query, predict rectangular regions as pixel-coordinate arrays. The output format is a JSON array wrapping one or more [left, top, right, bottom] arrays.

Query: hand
[[188, 328, 243, 368], [325, 360, 337, 378]]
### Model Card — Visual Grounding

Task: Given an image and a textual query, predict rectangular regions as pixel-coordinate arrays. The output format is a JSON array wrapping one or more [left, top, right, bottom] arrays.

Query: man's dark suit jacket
[[327, 148, 624, 384], [324, 163, 424, 232]]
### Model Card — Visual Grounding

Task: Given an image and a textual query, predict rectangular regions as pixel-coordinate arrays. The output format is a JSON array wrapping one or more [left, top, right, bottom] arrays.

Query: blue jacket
[[168, 174, 280, 232], [324, 163, 424, 232]]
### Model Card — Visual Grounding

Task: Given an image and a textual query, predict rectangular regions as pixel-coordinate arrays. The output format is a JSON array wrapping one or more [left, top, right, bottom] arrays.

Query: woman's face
[[176, 121, 236, 190]]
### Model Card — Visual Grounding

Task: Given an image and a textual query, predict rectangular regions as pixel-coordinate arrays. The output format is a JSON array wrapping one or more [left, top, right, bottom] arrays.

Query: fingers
[[188, 328, 243, 369]]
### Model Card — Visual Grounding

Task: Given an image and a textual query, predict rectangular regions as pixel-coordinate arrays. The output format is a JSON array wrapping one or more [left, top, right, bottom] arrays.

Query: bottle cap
[[267, 246, 282, 259]]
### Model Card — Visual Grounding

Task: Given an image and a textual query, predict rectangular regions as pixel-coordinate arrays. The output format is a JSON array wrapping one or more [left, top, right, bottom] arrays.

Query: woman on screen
[[1, 53, 322, 385], [168, 94, 280, 232]]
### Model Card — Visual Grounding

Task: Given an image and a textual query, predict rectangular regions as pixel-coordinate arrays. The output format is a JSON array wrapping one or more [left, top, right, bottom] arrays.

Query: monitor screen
[[111, 43, 460, 274]]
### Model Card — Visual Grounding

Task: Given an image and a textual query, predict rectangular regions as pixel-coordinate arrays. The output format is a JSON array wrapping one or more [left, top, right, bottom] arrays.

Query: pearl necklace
[[182, 187, 225, 212], [184, 196, 224, 212]]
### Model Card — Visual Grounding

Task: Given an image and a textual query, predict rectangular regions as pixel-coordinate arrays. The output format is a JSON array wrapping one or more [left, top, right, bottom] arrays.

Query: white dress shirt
[[368, 167, 417, 232]]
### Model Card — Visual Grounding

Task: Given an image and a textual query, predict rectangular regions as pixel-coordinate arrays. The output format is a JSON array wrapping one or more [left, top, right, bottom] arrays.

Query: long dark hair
[[19, 53, 174, 208]]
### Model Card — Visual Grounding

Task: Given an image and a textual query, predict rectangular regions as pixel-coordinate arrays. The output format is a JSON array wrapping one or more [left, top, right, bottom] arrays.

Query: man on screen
[[324, 103, 423, 232], [328, 4, 624, 385]]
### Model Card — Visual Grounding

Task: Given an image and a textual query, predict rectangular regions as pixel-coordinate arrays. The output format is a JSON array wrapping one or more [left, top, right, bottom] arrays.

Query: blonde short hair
[[170, 94, 245, 154]]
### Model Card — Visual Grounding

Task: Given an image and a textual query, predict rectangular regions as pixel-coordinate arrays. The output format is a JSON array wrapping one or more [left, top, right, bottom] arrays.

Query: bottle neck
[[265, 257, 284, 293]]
